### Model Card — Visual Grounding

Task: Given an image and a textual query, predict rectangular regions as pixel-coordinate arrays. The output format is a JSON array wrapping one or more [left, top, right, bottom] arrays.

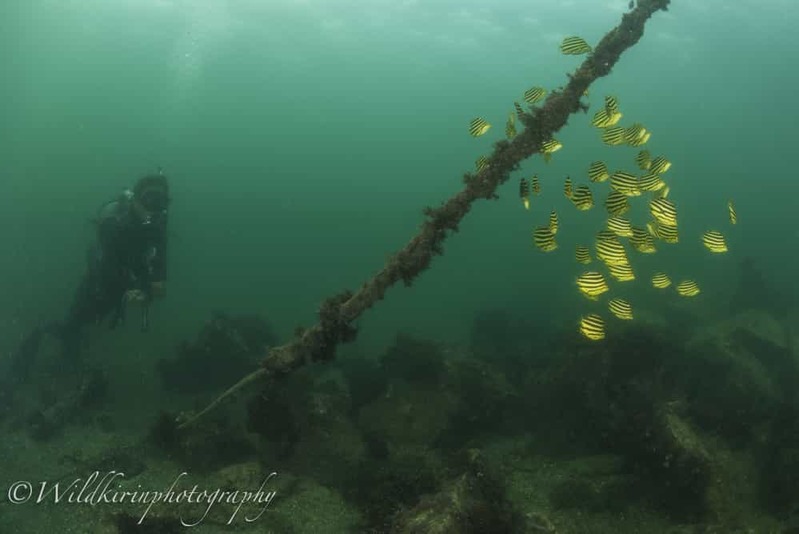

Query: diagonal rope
[[178, 0, 672, 430]]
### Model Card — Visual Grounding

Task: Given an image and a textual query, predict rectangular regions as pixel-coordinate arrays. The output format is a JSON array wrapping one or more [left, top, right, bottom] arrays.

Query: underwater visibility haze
[[2, 0, 799, 532]]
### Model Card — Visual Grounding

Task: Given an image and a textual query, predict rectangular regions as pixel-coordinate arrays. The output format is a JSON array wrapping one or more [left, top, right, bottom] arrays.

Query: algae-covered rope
[[178, 0, 671, 430]]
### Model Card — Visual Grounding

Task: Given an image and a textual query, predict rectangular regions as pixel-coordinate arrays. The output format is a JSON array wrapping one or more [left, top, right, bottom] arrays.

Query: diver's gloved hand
[[124, 289, 146, 303]]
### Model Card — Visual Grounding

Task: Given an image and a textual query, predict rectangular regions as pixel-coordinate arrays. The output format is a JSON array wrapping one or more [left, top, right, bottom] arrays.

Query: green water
[[5, 1, 799, 532], [2, 0, 798, 364]]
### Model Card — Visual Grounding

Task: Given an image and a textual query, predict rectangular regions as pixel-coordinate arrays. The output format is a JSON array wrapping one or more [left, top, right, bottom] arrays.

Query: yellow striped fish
[[519, 178, 530, 210], [608, 262, 635, 282], [676, 280, 701, 297], [651, 273, 671, 289], [596, 238, 629, 266], [647, 221, 679, 244], [577, 271, 610, 300], [596, 230, 617, 242], [571, 185, 594, 211], [649, 155, 671, 174], [632, 237, 656, 254], [524, 87, 547, 104], [610, 171, 641, 197], [541, 139, 562, 163], [649, 198, 678, 227], [628, 130, 651, 146], [475, 155, 489, 172], [623, 123, 648, 145], [588, 161, 609, 183], [591, 108, 621, 128], [604, 95, 620, 116], [531, 176, 541, 195], [608, 298, 633, 320], [630, 227, 656, 253], [575, 245, 592, 265], [605, 190, 630, 216], [505, 112, 517, 139], [655, 185, 670, 199], [469, 117, 491, 137], [514, 102, 525, 119], [702, 230, 728, 253], [607, 216, 633, 237], [579, 314, 605, 341], [635, 150, 652, 171], [638, 173, 665, 192], [728, 200, 737, 225], [533, 226, 558, 252], [560, 36, 592, 55], [549, 210, 559, 234], [602, 126, 626, 146], [564, 176, 573, 199]]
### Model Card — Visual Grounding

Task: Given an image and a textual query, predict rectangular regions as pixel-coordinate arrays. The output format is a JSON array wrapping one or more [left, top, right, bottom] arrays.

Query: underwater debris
[[179, 0, 673, 430]]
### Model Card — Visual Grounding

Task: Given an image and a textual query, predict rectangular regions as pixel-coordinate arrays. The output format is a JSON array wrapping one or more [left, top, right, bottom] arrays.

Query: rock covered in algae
[[389, 473, 473, 534], [158, 312, 276, 395], [356, 335, 459, 453], [696, 308, 790, 350], [247, 367, 367, 488], [358, 379, 457, 453], [389, 450, 520, 534], [680, 309, 794, 440], [634, 402, 713, 518], [358, 334, 519, 455]]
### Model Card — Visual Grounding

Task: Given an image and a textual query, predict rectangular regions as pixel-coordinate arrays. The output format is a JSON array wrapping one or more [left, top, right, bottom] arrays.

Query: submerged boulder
[[389, 450, 520, 534]]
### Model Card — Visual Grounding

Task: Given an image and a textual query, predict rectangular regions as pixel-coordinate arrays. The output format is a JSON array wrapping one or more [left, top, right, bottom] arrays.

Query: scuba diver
[[61, 172, 170, 357], [11, 172, 170, 374]]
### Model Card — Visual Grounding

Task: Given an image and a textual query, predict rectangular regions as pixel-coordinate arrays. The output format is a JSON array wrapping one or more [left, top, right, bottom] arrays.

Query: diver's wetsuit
[[60, 193, 168, 358]]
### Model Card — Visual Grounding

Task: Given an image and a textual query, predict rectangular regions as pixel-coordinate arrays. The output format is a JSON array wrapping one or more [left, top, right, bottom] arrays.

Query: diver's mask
[[135, 189, 168, 226]]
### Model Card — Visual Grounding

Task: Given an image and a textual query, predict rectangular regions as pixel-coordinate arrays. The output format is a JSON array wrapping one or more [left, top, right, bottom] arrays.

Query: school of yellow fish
[[468, 35, 739, 342]]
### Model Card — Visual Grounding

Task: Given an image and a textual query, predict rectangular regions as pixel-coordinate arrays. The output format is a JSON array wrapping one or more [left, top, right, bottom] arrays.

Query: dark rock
[[382, 334, 447, 385], [158, 312, 276, 396], [388, 450, 521, 534]]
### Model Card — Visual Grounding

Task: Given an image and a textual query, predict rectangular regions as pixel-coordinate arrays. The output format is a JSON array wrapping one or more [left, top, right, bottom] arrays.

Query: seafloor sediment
[[2, 298, 799, 533]]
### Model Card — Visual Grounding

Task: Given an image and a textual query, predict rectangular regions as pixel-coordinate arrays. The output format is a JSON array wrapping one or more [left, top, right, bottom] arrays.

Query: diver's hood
[[134, 174, 170, 212]]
